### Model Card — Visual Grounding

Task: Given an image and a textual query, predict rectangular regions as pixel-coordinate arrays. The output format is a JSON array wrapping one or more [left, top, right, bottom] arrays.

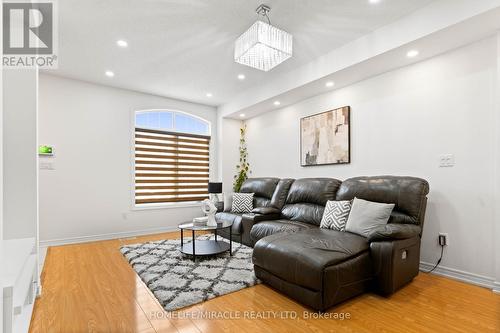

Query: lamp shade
[[208, 182, 223, 194]]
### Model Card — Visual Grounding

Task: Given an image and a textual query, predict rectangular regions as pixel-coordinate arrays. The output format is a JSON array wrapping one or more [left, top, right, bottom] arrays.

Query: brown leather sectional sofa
[[215, 176, 429, 311]]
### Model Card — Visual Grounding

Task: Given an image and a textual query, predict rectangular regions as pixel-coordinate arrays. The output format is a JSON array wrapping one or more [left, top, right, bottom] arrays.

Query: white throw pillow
[[320, 200, 352, 231], [231, 193, 254, 214], [345, 198, 395, 237]]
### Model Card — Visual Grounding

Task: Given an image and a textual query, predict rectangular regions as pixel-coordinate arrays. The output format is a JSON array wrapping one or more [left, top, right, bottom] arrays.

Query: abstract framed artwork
[[300, 106, 350, 166]]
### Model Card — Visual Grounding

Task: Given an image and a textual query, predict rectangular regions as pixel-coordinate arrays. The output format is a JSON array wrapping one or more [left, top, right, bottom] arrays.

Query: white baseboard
[[420, 261, 497, 291], [38, 226, 179, 271], [493, 281, 500, 294], [39, 226, 179, 248]]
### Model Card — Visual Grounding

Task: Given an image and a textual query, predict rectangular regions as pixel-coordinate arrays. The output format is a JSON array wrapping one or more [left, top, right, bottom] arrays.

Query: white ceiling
[[45, 0, 437, 106]]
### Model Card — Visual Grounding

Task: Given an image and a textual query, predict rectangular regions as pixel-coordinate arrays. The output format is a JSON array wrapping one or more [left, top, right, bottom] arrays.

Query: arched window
[[134, 110, 211, 206], [135, 110, 210, 136]]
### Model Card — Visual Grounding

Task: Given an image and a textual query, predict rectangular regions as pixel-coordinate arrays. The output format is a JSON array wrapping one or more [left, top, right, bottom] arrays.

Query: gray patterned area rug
[[120, 235, 260, 311]]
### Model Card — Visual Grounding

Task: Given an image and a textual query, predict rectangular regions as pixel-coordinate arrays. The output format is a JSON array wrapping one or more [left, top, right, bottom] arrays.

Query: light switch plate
[[439, 154, 455, 167], [39, 161, 55, 170]]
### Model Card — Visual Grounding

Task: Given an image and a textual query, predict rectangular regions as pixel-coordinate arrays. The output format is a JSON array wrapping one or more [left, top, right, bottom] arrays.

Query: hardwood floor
[[30, 231, 500, 333]]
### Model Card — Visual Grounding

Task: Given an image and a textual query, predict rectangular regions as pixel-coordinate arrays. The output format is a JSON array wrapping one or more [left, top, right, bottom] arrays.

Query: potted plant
[[233, 124, 250, 192]]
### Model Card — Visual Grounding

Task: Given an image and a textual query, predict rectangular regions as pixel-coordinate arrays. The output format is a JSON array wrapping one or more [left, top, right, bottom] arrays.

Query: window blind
[[135, 127, 210, 205]]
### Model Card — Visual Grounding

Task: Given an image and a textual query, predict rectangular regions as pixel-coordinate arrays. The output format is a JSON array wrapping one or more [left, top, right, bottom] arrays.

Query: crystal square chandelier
[[234, 5, 293, 72]]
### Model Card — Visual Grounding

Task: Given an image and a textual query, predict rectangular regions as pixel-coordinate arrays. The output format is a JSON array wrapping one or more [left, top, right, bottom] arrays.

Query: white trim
[[35, 69, 41, 299], [131, 201, 202, 211], [39, 226, 178, 248], [493, 282, 500, 294], [493, 31, 500, 298], [420, 261, 497, 291]]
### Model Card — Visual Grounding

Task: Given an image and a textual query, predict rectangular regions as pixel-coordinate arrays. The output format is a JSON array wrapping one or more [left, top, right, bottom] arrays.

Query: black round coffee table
[[178, 220, 233, 261]]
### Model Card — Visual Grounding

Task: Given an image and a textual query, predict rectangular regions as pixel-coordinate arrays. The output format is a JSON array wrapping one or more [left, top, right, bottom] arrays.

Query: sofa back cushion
[[281, 178, 342, 226], [240, 177, 280, 208], [270, 178, 294, 209], [336, 176, 429, 226]]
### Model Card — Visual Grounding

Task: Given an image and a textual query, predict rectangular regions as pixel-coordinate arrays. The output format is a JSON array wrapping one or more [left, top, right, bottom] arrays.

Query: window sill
[[132, 201, 202, 211]]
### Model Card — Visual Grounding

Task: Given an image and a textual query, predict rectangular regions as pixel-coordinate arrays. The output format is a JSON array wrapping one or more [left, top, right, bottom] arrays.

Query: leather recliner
[[251, 176, 429, 311], [215, 178, 293, 246]]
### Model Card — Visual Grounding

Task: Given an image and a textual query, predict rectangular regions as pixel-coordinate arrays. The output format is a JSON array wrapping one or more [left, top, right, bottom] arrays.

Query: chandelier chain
[[256, 4, 272, 25]]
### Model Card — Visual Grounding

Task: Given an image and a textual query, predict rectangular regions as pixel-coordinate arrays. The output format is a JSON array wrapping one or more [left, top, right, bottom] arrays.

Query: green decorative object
[[39, 145, 54, 155], [233, 123, 251, 192]]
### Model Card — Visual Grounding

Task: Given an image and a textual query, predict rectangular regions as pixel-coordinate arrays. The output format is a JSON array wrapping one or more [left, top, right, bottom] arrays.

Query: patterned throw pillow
[[320, 200, 352, 231], [231, 193, 254, 213]]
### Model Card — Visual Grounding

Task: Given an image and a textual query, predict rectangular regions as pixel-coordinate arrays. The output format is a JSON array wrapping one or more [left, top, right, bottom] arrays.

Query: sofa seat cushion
[[215, 212, 243, 235], [252, 229, 369, 291], [250, 219, 315, 243]]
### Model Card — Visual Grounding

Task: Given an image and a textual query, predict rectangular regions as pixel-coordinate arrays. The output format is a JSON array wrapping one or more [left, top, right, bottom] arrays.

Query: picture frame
[[300, 106, 350, 166]]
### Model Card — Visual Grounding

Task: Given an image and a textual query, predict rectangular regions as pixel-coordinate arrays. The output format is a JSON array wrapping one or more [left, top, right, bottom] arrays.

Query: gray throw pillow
[[345, 198, 395, 238], [231, 193, 254, 213], [223, 192, 233, 212], [320, 200, 352, 231]]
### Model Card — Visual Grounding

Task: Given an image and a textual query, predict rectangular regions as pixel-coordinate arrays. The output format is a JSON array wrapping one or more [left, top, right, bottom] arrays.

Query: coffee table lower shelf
[[180, 240, 230, 258]]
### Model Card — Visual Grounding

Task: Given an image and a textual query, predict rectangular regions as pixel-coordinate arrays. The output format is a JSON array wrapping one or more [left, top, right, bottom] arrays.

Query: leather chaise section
[[253, 229, 369, 291], [254, 266, 323, 310], [322, 252, 373, 310]]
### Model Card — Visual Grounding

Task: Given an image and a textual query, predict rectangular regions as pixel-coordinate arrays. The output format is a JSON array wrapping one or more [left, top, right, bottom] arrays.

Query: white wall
[[38, 74, 217, 242], [217, 117, 242, 193], [231, 37, 497, 282], [3, 69, 39, 240]]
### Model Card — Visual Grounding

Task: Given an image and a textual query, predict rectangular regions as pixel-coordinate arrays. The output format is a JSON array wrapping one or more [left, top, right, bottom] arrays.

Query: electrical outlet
[[438, 233, 449, 246], [439, 154, 455, 167]]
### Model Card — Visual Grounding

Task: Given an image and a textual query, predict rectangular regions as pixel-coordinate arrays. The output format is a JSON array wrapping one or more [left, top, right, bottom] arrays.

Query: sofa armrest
[[367, 224, 421, 242], [236, 212, 280, 246], [251, 207, 281, 215], [370, 237, 421, 295], [242, 212, 280, 223]]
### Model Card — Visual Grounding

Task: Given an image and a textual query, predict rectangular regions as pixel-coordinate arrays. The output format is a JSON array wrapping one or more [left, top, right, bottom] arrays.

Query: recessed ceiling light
[[237, 74, 246, 80], [116, 40, 128, 48], [240, 113, 246, 117], [325, 81, 335, 88], [105, 70, 114, 77], [369, 0, 381, 4], [273, 101, 281, 106], [206, 92, 213, 97], [407, 50, 419, 58]]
